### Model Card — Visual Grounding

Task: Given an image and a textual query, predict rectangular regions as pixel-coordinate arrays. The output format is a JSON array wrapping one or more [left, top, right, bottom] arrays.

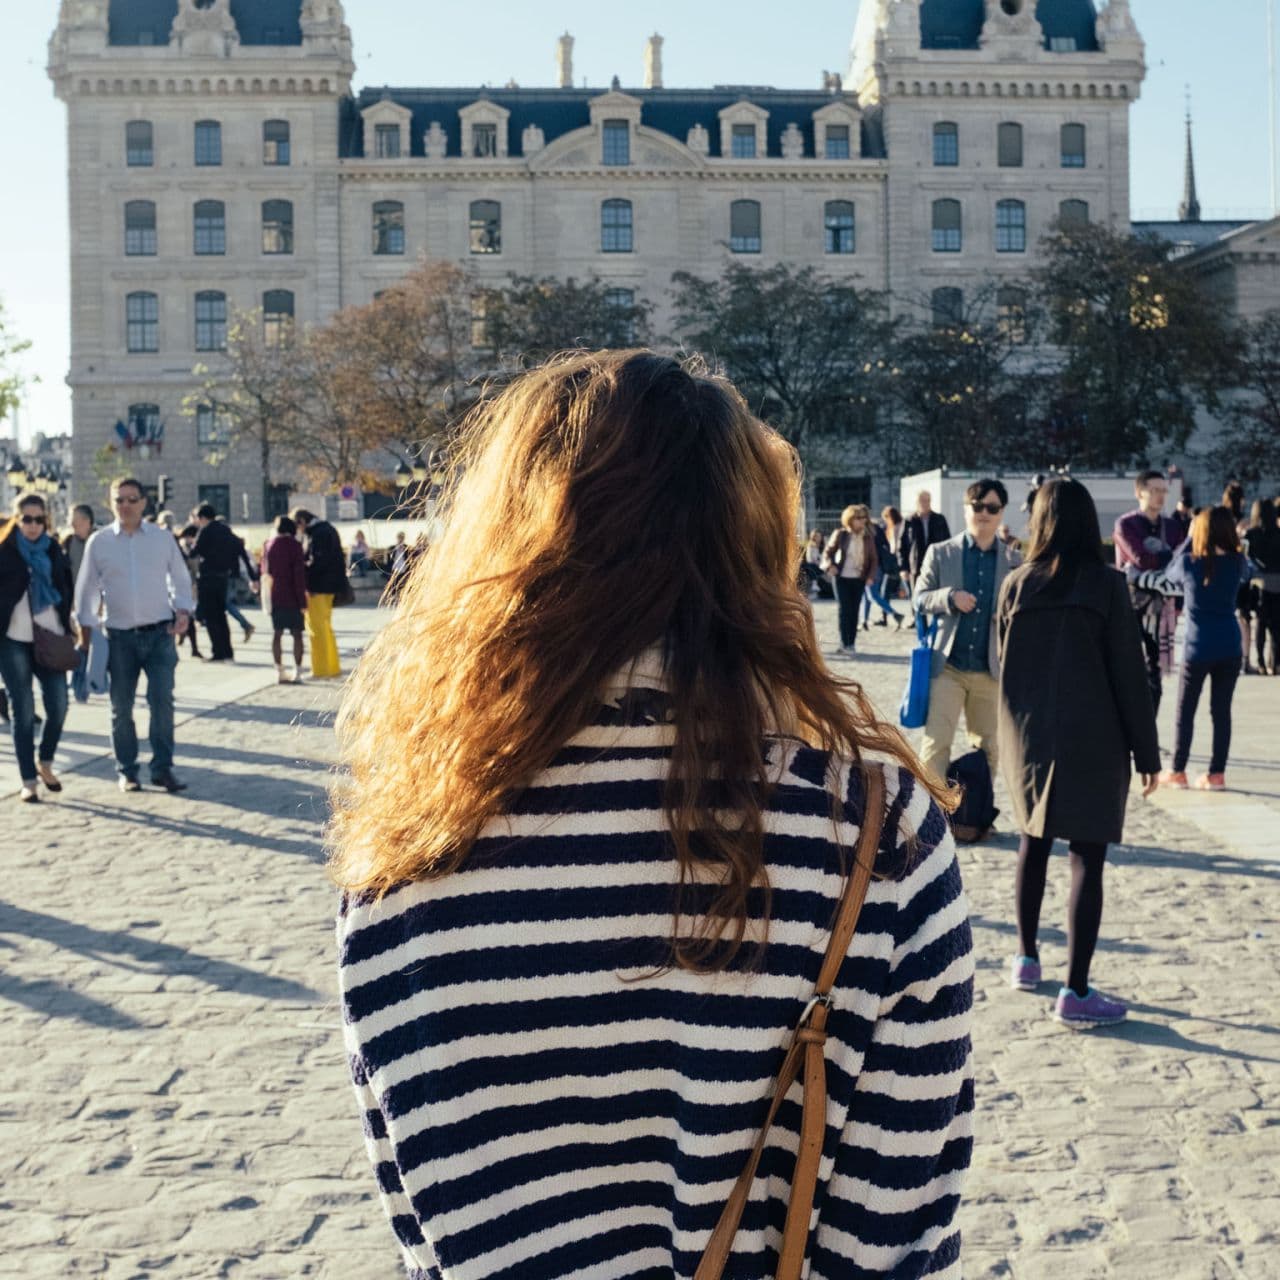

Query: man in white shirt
[[74, 477, 195, 794]]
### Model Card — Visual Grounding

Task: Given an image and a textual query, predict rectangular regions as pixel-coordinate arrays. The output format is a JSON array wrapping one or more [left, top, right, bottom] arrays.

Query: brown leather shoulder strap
[[694, 764, 888, 1280]]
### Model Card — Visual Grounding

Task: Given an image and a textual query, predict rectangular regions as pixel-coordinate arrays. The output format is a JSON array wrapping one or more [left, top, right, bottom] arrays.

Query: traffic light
[[158, 474, 171, 509]]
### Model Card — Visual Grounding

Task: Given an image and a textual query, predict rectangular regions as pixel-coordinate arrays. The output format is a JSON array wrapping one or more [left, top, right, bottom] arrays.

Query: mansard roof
[[340, 86, 885, 161], [107, 0, 303, 46], [920, 0, 1101, 53]]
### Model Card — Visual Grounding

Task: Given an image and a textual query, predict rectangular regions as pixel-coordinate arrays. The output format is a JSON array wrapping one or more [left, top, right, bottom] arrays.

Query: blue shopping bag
[[898, 616, 937, 730]]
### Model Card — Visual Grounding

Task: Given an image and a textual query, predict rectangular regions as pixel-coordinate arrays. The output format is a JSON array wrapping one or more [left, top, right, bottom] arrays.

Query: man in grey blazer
[[913, 478, 1021, 785]]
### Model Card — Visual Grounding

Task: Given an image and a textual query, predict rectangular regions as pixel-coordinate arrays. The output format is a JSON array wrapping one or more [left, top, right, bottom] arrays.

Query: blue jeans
[[1172, 658, 1240, 775], [0, 637, 70, 784], [106, 627, 178, 781], [226, 579, 252, 632], [862, 571, 904, 622]]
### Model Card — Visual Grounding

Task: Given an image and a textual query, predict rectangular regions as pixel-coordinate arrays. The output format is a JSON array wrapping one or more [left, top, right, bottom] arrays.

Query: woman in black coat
[[995, 478, 1160, 1029], [0, 492, 76, 802]]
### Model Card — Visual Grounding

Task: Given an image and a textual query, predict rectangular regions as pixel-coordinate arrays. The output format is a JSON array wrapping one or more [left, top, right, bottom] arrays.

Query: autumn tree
[[1206, 310, 1280, 487], [669, 263, 896, 470], [0, 297, 33, 429], [483, 274, 654, 366], [1032, 223, 1236, 467]]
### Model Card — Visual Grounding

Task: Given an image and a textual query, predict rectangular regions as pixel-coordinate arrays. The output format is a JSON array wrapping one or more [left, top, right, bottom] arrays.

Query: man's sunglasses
[[969, 501, 1003, 515], [113, 495, 143, 505], [19, 514, 47, 527]]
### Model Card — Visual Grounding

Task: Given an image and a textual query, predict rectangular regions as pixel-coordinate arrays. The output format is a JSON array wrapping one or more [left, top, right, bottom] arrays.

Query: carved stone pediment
[[529, 123, 704, 173], [980, 0, 1044, 56], [171, 0, 240, 57]]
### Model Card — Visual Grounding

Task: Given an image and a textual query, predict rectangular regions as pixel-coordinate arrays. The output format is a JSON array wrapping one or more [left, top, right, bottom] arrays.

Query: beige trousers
[[920, 663, 999, 786]]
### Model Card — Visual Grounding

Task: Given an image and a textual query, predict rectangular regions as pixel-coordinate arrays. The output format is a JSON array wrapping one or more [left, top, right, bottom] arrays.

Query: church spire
[[1179, 89, 1201, 223]]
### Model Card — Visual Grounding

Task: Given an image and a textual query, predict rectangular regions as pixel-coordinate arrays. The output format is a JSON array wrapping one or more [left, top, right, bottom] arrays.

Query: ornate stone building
[[49, 0, 1146, 519]]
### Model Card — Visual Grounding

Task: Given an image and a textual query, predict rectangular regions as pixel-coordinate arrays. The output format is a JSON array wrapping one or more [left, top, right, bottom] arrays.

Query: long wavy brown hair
[[328, 350, 952, 973]]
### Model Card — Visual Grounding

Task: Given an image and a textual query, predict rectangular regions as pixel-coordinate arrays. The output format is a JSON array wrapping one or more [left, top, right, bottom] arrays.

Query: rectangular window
[[375, 124, 402, 159], [196, 404, 231, 446], [126, 293, 159, 353], [195, 292, 227, 352], [824, 125, 851, 159], [372, 202, 405, 255], [472, 123, 498, 158], [824, 201, 855, 254], [932, 200, 962, 253], [195, 121, 222, 166], [601, 200, 634, 253], [731, 124, 758, 159], [194, 201, 226, 255], [197, 484, 230, 518], [605, 288, 637, 344], [931, 288, 964, 330], [729, 201, 761, 254], [996, 201, 1027, 253], [998, 122, 1023, 168], [997, 288, 1028, 345], [469, 200, 502, 254], [262, 200, 294, 255], [263, 120, 291, 166], [602, 120, 630, 166], [1061, 123, 1086, 168], [125, 202, 157, 256], [470, 293, 492, 350], [126, 121, 153, 167], [263, 290, 295, 347], [933, 122, 959, 167]]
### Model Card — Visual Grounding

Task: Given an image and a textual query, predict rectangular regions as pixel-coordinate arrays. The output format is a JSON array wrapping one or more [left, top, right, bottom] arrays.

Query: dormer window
[[603, 120, 631, 166], [812, 100, 861, 162], [473, 124, 497, 158], [719, 102, 768, 161], [824, 125, 851, 159], [731, 124, 757, 159], [375, 124, 401, 159], [460, 101, 511, 160]]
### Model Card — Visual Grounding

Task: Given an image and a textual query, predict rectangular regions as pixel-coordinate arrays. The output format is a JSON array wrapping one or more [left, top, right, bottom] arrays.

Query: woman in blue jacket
[[1163, 506, 1249, 790]]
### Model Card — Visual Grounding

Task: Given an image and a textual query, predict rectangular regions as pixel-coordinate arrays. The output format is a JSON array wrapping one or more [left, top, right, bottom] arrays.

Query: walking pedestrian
[[387, 531, 410, 600], [74, 477, 194, 793], [260, 515, 308, 684], [800, 529, 825, 597], [0, 492, 75, 802], [914, 478, 1021, 786], [331, 349, 973, 1279], [1222, 481, 1257, 671], [1113, 470, 1185, 716], [822, 504, 878, 655], [290, 508, 344, 678], [190, 504, 241, 662], [223, 541, 258, 646], [1162, 507, 1250, 791], [61, 503, 95, 589], [349, 530, 371, 578], [1245, 498, 1280, 675], [997, 478, 1159, 1029], [176, 525, 205, 660], [860, 513, 905, 630], [900, 488, 951, 598]]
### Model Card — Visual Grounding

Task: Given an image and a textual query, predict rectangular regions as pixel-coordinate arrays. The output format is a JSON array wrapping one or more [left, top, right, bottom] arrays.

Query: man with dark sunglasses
[[74, 477, 194, 794], [913, 478, 1021, 787]]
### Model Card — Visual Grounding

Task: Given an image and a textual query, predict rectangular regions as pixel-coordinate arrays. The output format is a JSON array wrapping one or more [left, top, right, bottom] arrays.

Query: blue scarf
[[16, 530, 61, 614]]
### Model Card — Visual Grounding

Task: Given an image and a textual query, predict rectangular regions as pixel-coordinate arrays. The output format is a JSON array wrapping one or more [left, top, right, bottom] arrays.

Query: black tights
[[1016, 835, 1108, 997]]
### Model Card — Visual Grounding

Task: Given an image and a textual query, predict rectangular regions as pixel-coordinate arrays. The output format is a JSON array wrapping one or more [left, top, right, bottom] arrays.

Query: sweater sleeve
[[1104, 572, 1161, 775], [816, 770, 973, 1279]]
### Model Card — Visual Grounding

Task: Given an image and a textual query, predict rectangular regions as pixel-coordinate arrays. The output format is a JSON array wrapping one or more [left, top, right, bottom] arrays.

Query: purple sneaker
[[1054, 987, 1127, 1029], [1010, 955, 1041, 991]]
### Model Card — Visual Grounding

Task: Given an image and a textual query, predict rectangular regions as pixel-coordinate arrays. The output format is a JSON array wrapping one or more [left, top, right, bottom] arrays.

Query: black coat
[[902, 511, 951, 579], [0, 525, 75, 638], [304, 520, 348, 595], [996, 561, 1160, 844], [193, 518, 243, 578]]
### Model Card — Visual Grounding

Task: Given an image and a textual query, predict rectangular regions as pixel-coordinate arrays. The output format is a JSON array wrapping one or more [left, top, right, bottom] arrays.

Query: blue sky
[[1, 0, 1273, 442]]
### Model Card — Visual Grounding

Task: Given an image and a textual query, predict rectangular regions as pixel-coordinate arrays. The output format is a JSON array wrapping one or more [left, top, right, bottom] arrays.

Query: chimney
[[556, 32, 574, 89], [644, 34, 664, 90]]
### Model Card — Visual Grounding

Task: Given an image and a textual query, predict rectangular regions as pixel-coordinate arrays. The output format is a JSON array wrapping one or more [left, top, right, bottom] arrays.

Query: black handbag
[[34, 621, 80, 673]]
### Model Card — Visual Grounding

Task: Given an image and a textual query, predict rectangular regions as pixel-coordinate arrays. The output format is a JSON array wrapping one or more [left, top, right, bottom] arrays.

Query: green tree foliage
[[1208, 310, 1280, 487], [482, 274, 654, 366], [669, 263, 896, 468], [0, 297, 33, 429], [1033, 223, 1236, 467]]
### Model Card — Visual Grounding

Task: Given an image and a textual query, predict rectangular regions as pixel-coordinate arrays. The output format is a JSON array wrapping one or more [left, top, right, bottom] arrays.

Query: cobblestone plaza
[[0, 601, 1276, 1278]]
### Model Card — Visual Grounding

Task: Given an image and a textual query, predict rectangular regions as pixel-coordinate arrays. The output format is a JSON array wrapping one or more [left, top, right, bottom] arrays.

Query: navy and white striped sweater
[[338, 662, 974, 1279]]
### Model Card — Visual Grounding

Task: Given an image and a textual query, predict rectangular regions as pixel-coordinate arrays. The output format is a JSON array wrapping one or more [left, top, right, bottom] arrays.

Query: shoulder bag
[[695, 766, 886, 1280], [32, 593, 80, 674]]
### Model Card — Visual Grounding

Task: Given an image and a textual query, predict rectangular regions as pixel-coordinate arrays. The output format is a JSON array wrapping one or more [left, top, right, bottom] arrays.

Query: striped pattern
[[338, 664, 973, 1279]]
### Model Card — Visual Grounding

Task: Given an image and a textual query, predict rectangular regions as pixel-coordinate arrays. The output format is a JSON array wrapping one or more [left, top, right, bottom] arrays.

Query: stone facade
[[49, 0, 1146, 519]]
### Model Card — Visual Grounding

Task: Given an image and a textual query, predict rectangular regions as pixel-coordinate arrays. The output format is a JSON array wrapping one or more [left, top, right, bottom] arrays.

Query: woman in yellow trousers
[[292, 508, 345, 679]]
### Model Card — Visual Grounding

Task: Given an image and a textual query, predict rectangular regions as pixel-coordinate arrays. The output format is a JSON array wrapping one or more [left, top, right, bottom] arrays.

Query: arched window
[[126, 120, 153, 167], [1059, 198, 1090, 229], [469, 200, 502, 254], [996, 199, 1027, 252], [372, 201, 405, 255], [263, 289, 295, 347], [932, 199, 962, 252], [126, 292, 159, 352], [931, 287, 964, 330], [997, 121, 1023, 167], [997, 285, 1028, 344], [729, 200, 761, 253], [194, 290, 227, 352], [601, 199, 633, 253], [824, 200, 855, 254], [262, 199, 294, 254], [194, 119, 222, 166], [124, 201, 157, 256], [263, 119, 291, 166], [933, 121, 959, 166], [1060, 123, 1086, 168], [194, 200, 226, 255]]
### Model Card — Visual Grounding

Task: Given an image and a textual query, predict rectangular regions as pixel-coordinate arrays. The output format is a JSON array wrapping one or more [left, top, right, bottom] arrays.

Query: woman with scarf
[[0, 492, 76, 801]]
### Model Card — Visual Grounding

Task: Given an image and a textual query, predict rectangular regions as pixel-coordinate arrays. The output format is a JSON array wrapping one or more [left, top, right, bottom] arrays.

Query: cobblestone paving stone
[[0, 600, 1276, 1278]]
